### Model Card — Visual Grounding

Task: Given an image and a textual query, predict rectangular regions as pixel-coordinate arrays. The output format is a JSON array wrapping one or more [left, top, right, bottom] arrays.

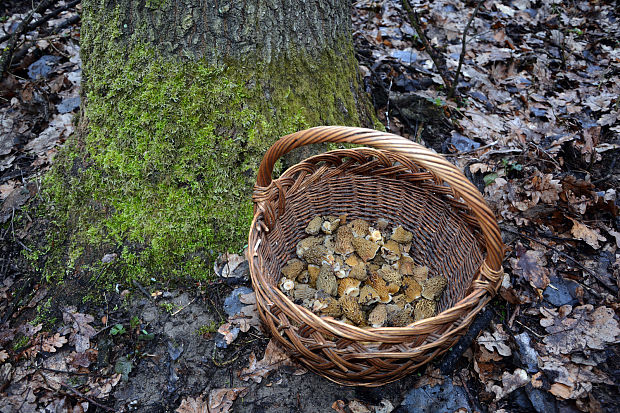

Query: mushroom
[[296, 236, 322, 258], [403, 276, 422, 302], [334, 225, 355, 255], [358, 284, 381, 305], [367, 304, 387, 327], [391, 225, 413, 244], [302, 244, 329, 266], [337, 278, 361, 297], [339, 295, 365, 325], [366, 272, 393, 303], [281, 258, 305, 279], [380, 240, 401, 262], [422, 276, 447, 300], [293, 283, 317, 301], [321, 216, 341, 234], [412, 265, 429, 284], [305, 216, 323, 235], [349, 218, 370, 238], [307, 264, 320, 288], [414, 299, 437, 321], [316, 264, 338, 296], [352, 237, 380, 262]]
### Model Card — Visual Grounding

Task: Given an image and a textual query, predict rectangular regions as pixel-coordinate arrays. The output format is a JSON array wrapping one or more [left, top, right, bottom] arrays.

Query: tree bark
[[45, 0, 375, 282]]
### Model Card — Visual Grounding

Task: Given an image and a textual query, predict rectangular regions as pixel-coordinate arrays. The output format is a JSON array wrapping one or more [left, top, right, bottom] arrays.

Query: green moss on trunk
[[42, 6, 374, 286]]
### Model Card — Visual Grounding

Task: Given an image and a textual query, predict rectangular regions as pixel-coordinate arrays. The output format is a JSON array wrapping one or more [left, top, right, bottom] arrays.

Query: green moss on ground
[[41, 5, 373, 287]]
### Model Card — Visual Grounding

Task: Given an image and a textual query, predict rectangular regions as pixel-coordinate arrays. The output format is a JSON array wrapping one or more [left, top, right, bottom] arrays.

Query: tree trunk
[[45, 0, 375, 282]]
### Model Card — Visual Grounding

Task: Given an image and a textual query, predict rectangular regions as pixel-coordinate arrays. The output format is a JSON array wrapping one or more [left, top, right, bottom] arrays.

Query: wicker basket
[[248, 126, 504, 386]]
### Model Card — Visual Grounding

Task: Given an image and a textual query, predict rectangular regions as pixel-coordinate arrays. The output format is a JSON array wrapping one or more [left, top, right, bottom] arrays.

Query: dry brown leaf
[[512, 249, 550, 291], [86, 373, 121, 399], [486, 368, 529, 400], [477, 324, 512, 356], [331, 400, 347, 413], [41, 333, 68, 353], [569, 219, 606, 249], [208, 388, 249, 413], [63, 308, 97, 353], [348, 400, 372, 413], [540, 354, 612, 400], [540, 305, 620, 354], [0, 349, 8, 362], [239, 339, 292, 383], [176, 395, 208, 413]]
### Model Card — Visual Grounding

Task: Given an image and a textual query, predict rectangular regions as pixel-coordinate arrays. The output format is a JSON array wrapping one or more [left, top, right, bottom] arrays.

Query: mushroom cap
[[339, 295, 365, 325], [378, 264, 402, 286], [293, 283, 317, 301], [321, 217, 341, 235], [303, 244, 329, 266], [389, 308, 414, 327], [316, 264, 338, 296], [367, 272, 392, 303], [352, 237, 380, 262], [337, 278, 361, 297], [412, 265, 429, 283], [305, 216, 323, 235], [414, 299, 437, 321], [348, 262, 368, 281], [397, 255, 415, 276], [368, 304, 388, 327], [366, 227, 383, 243], [279, 278, 295, 292], [358, 284, 381, 305], [296, 236, 322, 258], [403, 277, 422, 302], [281, 258, 305, 279], [334, 225, 355, 255], [391, 225, 413, 244], [349, 218, 370, 237], [307, 264, 320, 288], [380, 240, 401, 262], [319, 296, 342, 317], [422, 276, 448, 300]]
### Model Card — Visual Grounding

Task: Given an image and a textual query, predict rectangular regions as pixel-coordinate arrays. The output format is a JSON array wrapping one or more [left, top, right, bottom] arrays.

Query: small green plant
[[483, 172, 499, 186], [159, 302, 175, 313], [110, 323, 127, 336], [570, 28, 583, 36], [433, 97, 445, 107], [501, 158, 523, 172], [138, 329, 155, 341], [196, 321, 220, 335], [130, 316, 141, 329], [13, 336, 30, 351]]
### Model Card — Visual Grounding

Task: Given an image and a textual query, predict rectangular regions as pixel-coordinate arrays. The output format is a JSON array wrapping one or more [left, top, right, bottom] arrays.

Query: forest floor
[[1, 0, 619, 412]]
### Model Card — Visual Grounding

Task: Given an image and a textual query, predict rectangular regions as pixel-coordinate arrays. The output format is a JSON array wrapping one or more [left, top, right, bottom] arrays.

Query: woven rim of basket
[[247, 126, 505, 378]]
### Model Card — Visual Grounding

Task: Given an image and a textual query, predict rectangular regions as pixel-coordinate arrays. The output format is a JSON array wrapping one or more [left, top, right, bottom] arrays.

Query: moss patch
[[42, 6, 373, 287]]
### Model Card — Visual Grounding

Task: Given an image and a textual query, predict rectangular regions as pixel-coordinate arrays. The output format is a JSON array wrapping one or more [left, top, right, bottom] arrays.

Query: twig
[[444, 140, 498, 157], [401, 0, 453, 91], [171, 297, 196, 316], [0, 0, 58, 79], [501, 226, 615, 293], [448, 0, 483, 99], [0, 0, 80, 44], [61, 382, 115, 412]]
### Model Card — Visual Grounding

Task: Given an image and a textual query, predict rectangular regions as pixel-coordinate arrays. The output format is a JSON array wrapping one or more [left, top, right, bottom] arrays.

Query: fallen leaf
[[62, 308, 97, 353], [239, 339, 292, 383], [0, 349, 8, 362], [208, 388, 249, 413], [569, 219, 606, 249], [348, 400, 372, 413], [176, 395, 208, 413], [513, 249, 550, 291], [540, 305, 620, 354], [332, 400, 347, 413], [477, 324, 512, 357], [41, 333, 68, 353], [486, 368, 529, 400]]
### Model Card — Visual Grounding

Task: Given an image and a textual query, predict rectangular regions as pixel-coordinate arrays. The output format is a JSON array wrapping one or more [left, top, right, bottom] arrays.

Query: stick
[[0, 0, 58, 79], [61, 382, 115, 412], [401, 0, 453, 91], [448, 0, 483, 99]]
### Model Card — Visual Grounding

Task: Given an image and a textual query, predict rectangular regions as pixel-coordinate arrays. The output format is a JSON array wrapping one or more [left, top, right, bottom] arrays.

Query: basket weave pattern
[[248, 126, 504, 386]]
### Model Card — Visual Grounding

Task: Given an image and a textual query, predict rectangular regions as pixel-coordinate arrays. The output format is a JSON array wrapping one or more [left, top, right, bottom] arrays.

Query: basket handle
[[256, 126, 504, 273]]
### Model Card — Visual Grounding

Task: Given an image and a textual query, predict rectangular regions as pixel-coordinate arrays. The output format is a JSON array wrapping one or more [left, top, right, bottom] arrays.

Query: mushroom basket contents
[[278, 215, 447, 328]]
